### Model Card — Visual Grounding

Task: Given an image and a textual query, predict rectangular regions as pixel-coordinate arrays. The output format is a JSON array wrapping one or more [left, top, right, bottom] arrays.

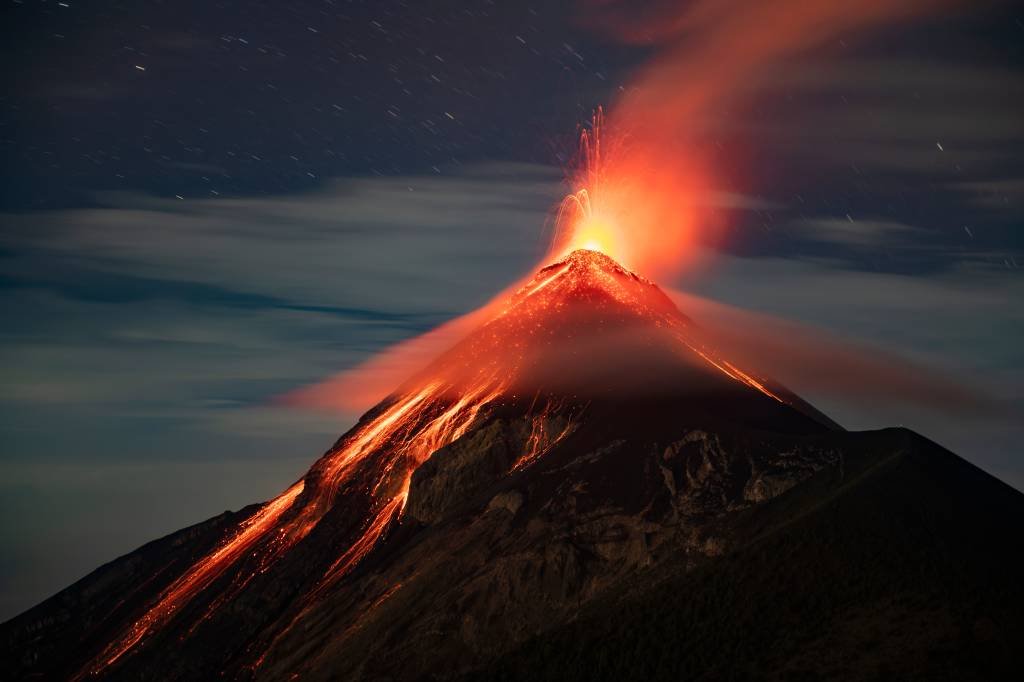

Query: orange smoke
[[280, 307, 494, 413], [587, 0, 961, 125], [547, 107, 711, 279], [548, 0, 964, 280], [287, 282, 991, 419], [666, 288, 994, 415]]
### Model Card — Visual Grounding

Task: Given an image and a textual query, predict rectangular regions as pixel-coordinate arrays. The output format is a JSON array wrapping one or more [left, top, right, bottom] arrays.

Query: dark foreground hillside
[[4, 423, 1022, 680], [467, 429, 1024, 682]]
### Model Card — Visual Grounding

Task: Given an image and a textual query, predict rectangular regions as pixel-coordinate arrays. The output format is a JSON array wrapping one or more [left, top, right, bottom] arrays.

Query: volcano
[[3, 250, 1023, 681]]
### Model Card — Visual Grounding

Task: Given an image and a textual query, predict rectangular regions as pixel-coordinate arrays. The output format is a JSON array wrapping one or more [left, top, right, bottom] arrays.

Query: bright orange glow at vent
[[547, 107, 709, 279]]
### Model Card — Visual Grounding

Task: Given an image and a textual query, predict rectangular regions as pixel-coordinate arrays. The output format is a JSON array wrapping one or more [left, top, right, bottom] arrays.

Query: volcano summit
[[3, 251, 1022, 681]]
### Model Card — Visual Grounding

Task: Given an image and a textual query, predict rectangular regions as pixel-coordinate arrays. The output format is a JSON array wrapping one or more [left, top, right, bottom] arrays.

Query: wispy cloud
[[0, 163, 566, 618], [679, 251, 1023, 488], [792, 218, 928, 248], [0, 161, 566, 429], [1, 162, 564, 315]]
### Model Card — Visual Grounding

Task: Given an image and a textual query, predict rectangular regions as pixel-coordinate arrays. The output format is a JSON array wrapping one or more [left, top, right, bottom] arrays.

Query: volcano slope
[[3, 250, 1022, 681]]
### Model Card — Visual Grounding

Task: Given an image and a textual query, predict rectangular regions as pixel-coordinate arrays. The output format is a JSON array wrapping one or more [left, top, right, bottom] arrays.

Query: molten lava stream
[[245, 490, 410, 674], [83, 375, 507, 679], [250, 381, 508, 673], [671, 327, 786, 404], [80, 480, 307, 677], [512, 402, 577, 471], [320, 491, 408, 590]]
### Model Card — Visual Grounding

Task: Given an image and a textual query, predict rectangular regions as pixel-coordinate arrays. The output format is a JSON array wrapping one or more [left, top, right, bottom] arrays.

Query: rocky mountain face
[[3, 251, 1022, 680]]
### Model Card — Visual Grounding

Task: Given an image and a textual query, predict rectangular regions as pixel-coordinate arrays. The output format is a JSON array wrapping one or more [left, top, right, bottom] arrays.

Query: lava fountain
[[547, 107, 710, 278]]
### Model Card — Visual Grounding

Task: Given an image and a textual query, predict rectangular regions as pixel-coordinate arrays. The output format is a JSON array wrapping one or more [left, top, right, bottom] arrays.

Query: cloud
[[667, 287, 1000, 416], [792, 218, 928, 248], [0, 163, 569, 619], [1, 162, 563, 310], [0, 161, 566, 426], [741, 58, 1024, 174], [954, 178, 1024, 212], [676, 251, 1023, 481]]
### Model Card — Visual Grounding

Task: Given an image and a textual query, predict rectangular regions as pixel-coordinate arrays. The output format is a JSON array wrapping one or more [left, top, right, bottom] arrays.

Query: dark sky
[[1, 0, 1022, 620]]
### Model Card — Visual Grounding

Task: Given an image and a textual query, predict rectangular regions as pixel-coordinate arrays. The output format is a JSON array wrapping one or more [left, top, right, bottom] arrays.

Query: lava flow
[[80, 376, 509, 678]]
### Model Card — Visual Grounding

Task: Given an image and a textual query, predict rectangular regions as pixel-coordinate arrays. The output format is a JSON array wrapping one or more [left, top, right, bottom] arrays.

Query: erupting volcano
[[5, 0, 1021, 674]]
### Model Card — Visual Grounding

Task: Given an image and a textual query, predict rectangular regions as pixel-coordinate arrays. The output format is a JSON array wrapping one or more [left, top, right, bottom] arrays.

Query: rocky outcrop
[[407, 415, 569, 524], [658, 430, 840, 515], [407, 419, 524, 524]]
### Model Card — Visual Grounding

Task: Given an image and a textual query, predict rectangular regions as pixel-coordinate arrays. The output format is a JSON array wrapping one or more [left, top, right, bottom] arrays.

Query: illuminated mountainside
[[393, 249, 835, 427], [3, 251, 1022, 681]]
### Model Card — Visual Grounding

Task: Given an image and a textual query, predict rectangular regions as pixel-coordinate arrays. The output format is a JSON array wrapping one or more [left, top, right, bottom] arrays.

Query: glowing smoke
[[554, 0, 966, 279]]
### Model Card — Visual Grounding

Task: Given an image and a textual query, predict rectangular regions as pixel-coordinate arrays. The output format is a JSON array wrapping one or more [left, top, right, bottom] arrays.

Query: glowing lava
[[80, 377, 509, 679], [552, 109, 627, 264], [547, 107, 710, 279], [558, 192, 627, 263]]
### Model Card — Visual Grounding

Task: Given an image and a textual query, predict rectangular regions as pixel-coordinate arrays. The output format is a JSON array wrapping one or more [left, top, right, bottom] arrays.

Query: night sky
[[1, 0, 1021, 620]]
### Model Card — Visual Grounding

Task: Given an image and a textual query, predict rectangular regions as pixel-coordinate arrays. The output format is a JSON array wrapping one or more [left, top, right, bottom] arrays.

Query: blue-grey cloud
[[0, 162, 566, 619]]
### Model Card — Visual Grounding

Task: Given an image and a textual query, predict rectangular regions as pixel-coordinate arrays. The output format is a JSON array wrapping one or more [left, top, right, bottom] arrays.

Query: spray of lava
[[547, 106, 709, 278]]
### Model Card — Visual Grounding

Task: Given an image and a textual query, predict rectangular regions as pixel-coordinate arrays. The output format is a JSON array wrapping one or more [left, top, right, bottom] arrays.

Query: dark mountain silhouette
[[3, 250, 1021, 680]]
